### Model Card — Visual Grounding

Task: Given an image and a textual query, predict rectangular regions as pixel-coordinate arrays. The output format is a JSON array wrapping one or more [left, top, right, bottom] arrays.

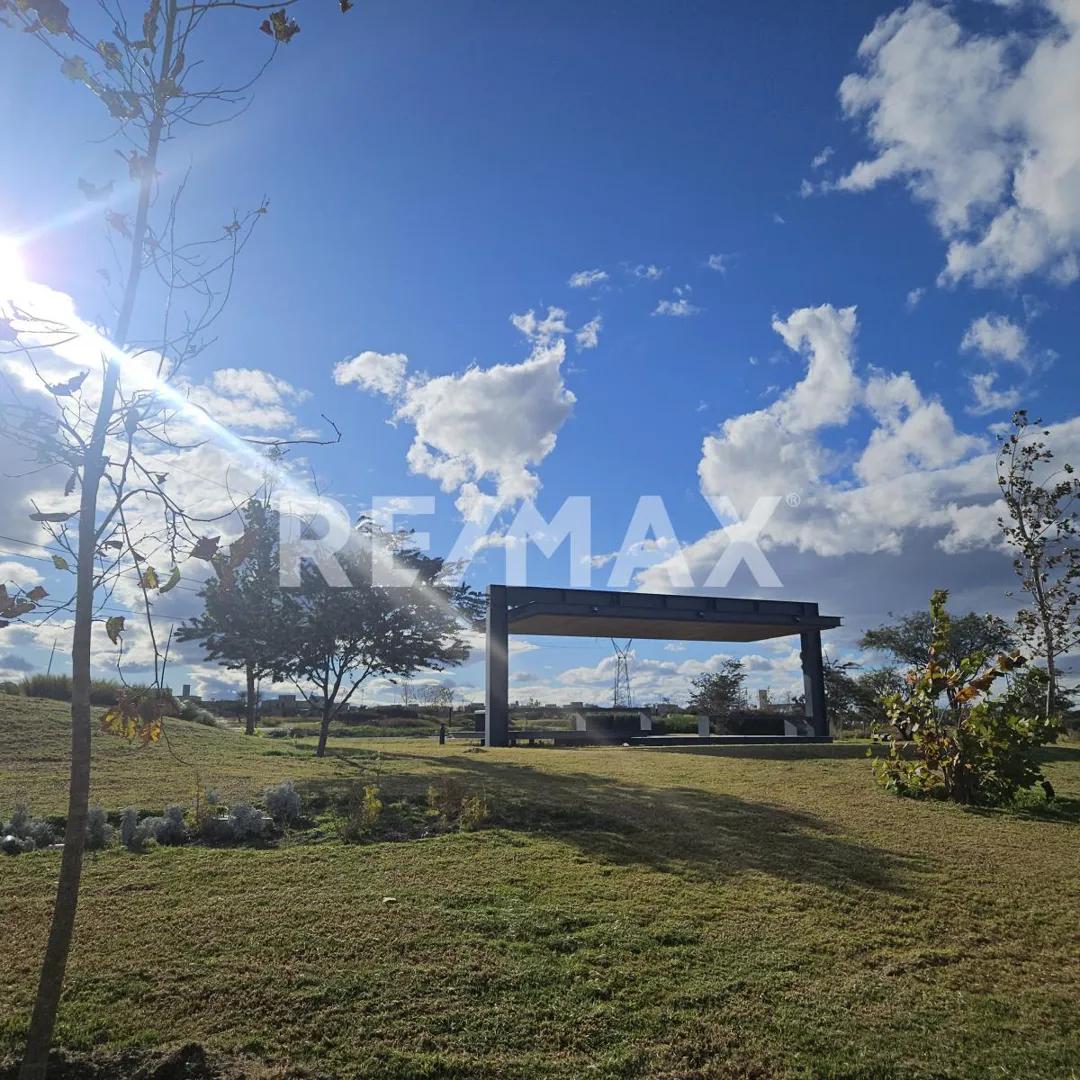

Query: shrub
[[120, 807, 147, 852], [231, 803, 269, 842], [0, 680, 18, 695], [426, 778, 490, 831], [3, 803, 55, 849], [201, 803, 269, 844], [873, 589, 1060, 807], [140, 804, 188, 846], [426, 777, 467, 817], [19, 674, 179, 712], [85, 806, 113, 850], [178, 700, 219, 727], [264, 780, 301, 826], [21, 673, 73, 702], [459, 793, 490, 831], [199, 814, 235, 844], [124, 684, 181, 718], [341, 784, 382, 842], [20, 674, 124, 706]]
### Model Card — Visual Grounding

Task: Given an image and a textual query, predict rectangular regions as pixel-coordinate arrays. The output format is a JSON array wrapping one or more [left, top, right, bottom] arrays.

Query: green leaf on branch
[[105, 615, 125, 644], [158, 566, 181, 594], [138, 566, 159, 590], [51, 555, 69, 571]]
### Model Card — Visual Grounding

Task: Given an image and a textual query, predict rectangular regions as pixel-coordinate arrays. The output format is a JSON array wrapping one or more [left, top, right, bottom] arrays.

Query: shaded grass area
[[1, 698, 1080, 1077]]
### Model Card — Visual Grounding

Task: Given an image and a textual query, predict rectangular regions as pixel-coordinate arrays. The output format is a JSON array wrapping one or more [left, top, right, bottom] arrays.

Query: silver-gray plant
[[264, 780, 301, 826]]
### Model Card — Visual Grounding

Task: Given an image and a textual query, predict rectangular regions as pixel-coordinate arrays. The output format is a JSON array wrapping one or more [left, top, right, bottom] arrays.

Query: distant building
[[261, 694, 300, 718]]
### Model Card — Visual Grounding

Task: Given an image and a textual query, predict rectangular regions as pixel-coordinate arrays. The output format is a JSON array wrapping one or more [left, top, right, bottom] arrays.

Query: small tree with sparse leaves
[[997, 410, 1079, 721], [0, 5, 354, 1075]]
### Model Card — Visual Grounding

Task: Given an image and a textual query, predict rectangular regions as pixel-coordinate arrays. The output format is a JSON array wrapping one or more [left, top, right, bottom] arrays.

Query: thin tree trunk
[[19, 10, 177, 1077], [245, 661, 257, 736], [1044, 638, 1057, 720], [1029, 551, 1058, 720], [316, 703, 332, 758]]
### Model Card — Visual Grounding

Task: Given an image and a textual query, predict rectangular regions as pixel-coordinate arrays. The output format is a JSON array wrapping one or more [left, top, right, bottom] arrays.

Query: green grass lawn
[[2, 695, 1079, 1078]]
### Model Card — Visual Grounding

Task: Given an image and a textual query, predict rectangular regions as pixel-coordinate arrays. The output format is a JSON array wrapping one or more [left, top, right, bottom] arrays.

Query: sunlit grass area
[[2, 695, 1080, 1077]]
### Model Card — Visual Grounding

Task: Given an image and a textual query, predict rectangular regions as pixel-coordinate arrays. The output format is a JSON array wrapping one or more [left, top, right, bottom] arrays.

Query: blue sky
[[1, 0, 1078, 706]]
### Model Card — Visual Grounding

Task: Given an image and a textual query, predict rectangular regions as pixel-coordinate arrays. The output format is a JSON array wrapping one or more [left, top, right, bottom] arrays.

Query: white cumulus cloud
[[575, 316, 602, 351], [335, 315, 577, 521], [333, 351, 409, 397], [835, 0, 1080, 285], [568, 268, 608, 289], [960, 314, 1029, 366], [637, 302, 1056, 591], [968, 371, 1022, 415]]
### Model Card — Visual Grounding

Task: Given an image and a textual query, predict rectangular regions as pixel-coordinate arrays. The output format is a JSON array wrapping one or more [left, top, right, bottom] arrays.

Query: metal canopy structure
[[484, 585, 842, 747]]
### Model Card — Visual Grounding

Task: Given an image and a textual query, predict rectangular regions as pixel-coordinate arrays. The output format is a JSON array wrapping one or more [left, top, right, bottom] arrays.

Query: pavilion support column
[[485, 584, 509, 747], [800, 629, 828, 737]]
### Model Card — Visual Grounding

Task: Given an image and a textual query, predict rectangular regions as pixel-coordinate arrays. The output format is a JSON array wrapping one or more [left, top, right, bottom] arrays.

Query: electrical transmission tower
[[611, 639, 633, 709]]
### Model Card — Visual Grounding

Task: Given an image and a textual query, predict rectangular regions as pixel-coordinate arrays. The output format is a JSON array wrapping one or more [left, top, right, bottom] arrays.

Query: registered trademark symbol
[[786, 492, 801, 508]]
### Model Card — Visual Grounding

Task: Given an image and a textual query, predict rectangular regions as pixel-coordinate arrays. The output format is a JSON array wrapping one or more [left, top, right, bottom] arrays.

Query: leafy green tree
[[997, 410, 1080, 720], [873, 589, 1057, 806], [687, 658, 746, 716], [860, 608, 1013, 677], [277, 524, 484, 757], [176, 500, 283, 735], [820, 659, 906, 732], [853, 665, 906, 724]]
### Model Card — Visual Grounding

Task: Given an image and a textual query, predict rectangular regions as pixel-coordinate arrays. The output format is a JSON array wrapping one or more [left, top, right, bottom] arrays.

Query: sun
[[0, 235, 27, 295]]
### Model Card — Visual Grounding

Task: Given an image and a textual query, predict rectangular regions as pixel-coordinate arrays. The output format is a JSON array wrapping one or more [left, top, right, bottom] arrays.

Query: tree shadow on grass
[[355, 750, 925, 897], [1036, 743, 1080, 763], [649, 742, 877, 761]]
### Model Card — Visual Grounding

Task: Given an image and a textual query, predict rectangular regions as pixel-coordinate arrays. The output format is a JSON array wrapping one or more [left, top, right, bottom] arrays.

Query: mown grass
[[0, 695, 359, 817], [1, 696, 1079, 1078]]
